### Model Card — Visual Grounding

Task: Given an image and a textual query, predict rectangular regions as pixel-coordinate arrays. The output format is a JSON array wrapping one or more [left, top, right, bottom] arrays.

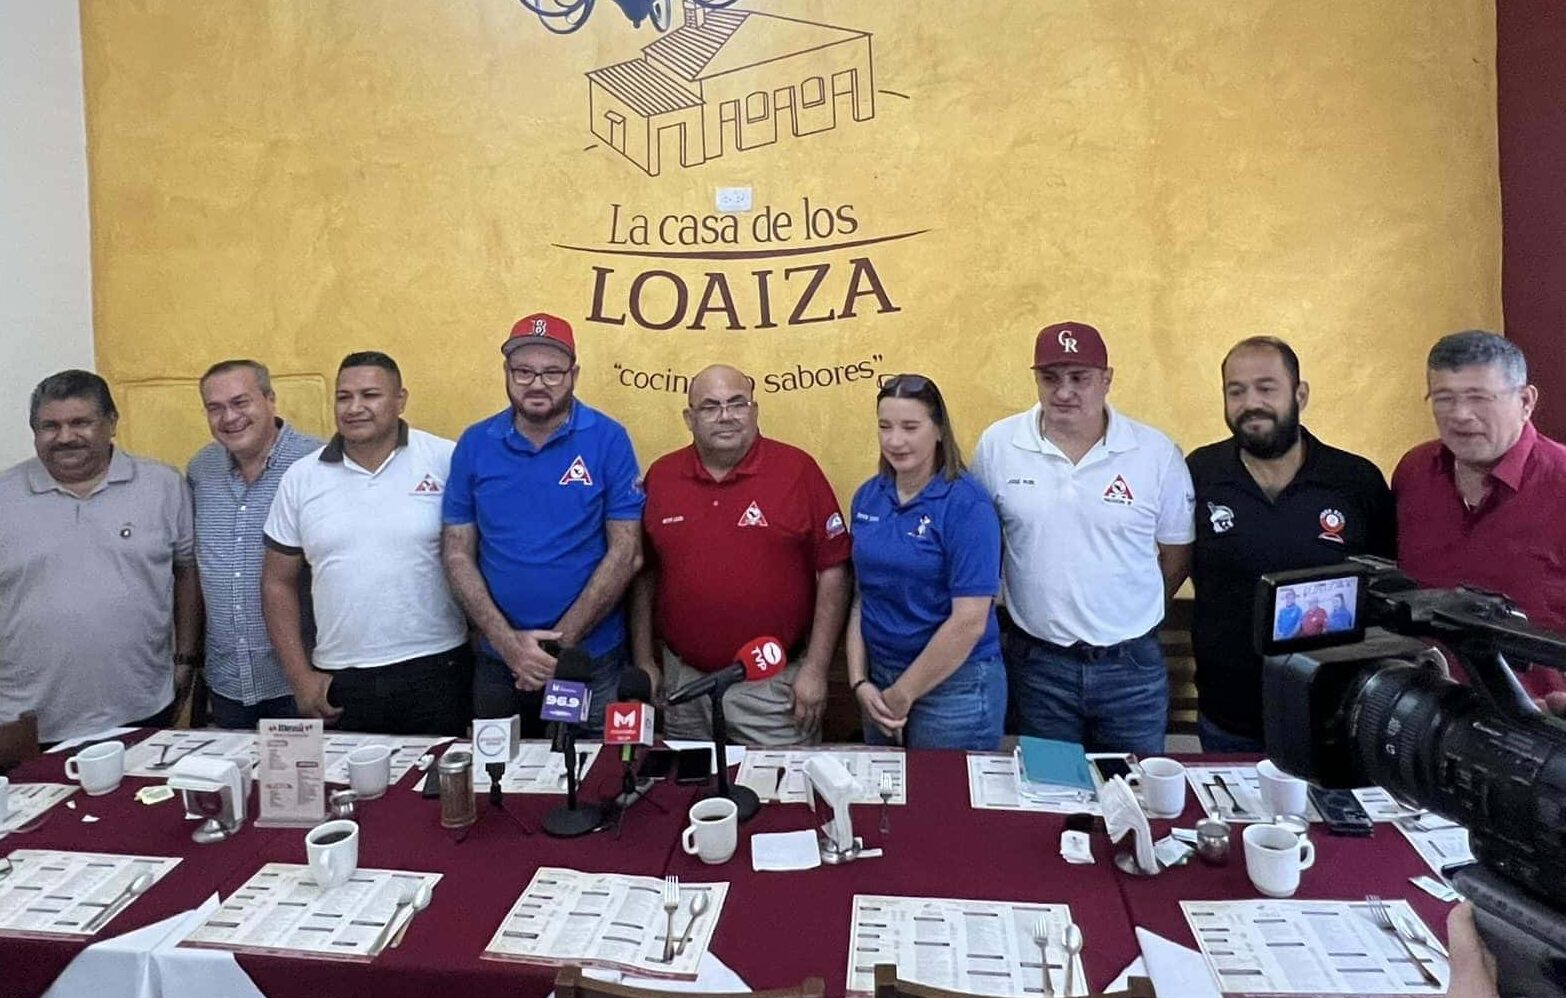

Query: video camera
[[1256, 556, 1566, 997]]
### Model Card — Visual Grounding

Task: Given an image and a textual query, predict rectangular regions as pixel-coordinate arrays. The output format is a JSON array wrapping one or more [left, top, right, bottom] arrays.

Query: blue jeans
[[473, 643, 626, 739], [1198, 714, 1264, 754], [209, 691, 298, 729], [863, 656, 1006, 750], [1004, 628, 1168, 755]]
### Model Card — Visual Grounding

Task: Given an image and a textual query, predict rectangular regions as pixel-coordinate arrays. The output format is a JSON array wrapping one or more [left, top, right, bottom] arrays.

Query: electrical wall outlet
[[715, 186, 753, 212]]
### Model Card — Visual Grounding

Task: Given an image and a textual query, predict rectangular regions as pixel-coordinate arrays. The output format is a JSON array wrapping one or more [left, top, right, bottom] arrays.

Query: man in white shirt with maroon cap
[[971, 321, 1195, 754]]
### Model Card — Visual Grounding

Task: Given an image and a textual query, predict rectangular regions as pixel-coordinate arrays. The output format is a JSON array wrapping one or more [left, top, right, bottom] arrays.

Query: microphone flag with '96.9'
[[665, 636, 788, 706], [541, 646, 594, 725]]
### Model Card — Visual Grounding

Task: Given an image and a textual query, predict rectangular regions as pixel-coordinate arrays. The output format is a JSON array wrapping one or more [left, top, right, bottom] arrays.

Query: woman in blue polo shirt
[[847, 374, 1006, 750]]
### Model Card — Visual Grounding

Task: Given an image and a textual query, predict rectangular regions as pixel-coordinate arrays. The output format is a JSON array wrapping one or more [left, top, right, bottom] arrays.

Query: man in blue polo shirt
[[441, 312, 644, 735]]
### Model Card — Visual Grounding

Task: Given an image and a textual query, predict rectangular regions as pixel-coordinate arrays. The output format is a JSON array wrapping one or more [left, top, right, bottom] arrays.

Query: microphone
[[541, 645, 601, 838], [666, 636, 788, 705], [601, 667, 661, 835]]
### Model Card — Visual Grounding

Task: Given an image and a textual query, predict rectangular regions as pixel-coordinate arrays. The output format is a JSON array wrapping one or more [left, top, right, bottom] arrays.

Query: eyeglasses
[[1427, 389, 1518, 413], [509, 366, 571, 387], [692, 400, 754, 421]]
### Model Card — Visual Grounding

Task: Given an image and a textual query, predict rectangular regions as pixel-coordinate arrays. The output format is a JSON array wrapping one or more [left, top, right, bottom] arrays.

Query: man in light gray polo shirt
[[0, 370, 201, 744]]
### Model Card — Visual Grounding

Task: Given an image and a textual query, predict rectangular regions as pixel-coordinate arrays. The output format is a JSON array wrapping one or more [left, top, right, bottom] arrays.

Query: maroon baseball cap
[[1033, 321, 1109, 369], [502, 312, 576, 361]]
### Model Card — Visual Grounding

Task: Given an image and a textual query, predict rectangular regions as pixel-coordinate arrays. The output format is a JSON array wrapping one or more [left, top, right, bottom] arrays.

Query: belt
[[1014, 625, 1159, 662]]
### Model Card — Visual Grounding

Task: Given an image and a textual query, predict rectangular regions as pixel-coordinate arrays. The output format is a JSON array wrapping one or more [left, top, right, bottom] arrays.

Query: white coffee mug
[[64, 741, 126, 796], [1134, 757, 1188, 818], [0, 775, 10, 822], [306, 819, 360, 889], [1256, 759, 1309, 817], [1243, 822, 1316, 898], [681, 797, 738, 865], [346, 745, 393, 799]]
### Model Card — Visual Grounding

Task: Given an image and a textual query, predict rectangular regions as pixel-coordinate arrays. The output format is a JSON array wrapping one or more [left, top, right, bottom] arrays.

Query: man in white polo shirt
[[972, 321, 1194, 754], [262, 352, 470, 735]]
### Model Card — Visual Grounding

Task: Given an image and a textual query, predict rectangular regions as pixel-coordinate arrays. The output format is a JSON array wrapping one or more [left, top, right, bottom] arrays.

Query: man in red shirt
[[1393, 330, 1566, 697], [631, 365, 852, 744]]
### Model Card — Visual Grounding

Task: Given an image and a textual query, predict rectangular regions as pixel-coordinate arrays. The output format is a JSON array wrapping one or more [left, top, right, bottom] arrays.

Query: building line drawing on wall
[[585, 2, 877, 176]]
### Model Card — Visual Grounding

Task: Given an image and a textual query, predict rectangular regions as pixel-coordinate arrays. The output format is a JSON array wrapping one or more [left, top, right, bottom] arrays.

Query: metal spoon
[[370, 882, 418, 955], [1061, 922, 1083, 996], [83, 872, 154, 932], [674, 890, 712, 956], [389, 881, 433, 948]]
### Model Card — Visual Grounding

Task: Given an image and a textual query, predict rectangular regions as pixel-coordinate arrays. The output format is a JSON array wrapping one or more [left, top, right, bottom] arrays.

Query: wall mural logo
[[520, 1, 924, 398]]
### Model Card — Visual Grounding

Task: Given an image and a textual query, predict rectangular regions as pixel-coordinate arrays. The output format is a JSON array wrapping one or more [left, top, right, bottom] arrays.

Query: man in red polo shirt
[[631, 364, 852, 745], [1393, 330, 1566, 697]]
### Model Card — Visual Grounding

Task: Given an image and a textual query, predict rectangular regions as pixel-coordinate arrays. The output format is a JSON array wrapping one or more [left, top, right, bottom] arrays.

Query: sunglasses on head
[[877, 373, 938, 399]]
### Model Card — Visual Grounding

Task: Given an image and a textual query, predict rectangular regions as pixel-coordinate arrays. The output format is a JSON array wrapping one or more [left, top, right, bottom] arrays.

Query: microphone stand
[[607, 746, 667, 838], [707, 684, 760, 822], [543, 723, 602, 837]]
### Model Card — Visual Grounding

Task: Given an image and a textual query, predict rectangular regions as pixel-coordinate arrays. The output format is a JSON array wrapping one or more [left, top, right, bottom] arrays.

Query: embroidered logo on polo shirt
[[855, 512, 879, 523], [738, 501, 769, 527], [1102, 474, 1135, 505], [1318, 507, 1346, 543], [661, 515, 684, 525], [908, 515, 932, 539], [1005, 477, 1037, 486], [1208, 502, 1235, 534], [411, 474, 444, 495], [559, 455, 594, 486], [825, 512, 846, 538]]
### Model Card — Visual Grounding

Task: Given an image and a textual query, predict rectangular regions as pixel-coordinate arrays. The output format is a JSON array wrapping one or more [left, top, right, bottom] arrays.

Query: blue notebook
[[1017, 736, 1095, 792]]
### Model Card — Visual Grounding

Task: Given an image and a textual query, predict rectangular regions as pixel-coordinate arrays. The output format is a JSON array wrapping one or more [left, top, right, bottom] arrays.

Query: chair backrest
[[873, 964, 1157, 998], [554, 966, 825, 998], [0, 711, 40, 773]]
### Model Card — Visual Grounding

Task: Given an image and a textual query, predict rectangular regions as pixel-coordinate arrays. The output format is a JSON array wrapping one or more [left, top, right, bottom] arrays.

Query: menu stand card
[[182, 863, 441, 962], [257, 719, 324, 828], [846, 894, 1083, 996], [737, 747, 906, 805], [0, 849, 180, 938], [483, 867, 727, 979]]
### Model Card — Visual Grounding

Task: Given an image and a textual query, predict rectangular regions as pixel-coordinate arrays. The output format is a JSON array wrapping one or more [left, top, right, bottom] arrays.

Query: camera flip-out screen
[[1254, 566, 1367, 657]]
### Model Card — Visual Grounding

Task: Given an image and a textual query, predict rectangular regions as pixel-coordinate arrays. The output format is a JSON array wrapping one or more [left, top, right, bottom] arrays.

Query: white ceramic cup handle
[[65, 757, 81, 780], [682, 824, 699, 855], [1298, 839, 1316, 871]]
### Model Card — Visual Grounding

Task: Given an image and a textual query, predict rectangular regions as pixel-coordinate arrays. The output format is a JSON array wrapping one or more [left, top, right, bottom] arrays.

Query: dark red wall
[[1498, 1, 1566, 440]]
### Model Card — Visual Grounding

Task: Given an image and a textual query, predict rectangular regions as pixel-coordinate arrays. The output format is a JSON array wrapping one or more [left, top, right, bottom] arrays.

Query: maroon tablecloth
[[1, 740, 1461, 997]]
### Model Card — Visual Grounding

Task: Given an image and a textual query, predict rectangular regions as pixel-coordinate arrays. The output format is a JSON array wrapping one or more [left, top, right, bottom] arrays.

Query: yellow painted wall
[[80, 0, 1500, 496]]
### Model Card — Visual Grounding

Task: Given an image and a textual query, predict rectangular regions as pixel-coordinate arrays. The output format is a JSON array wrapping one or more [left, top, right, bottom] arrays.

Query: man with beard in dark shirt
[[1186, 337, 1395, 751]]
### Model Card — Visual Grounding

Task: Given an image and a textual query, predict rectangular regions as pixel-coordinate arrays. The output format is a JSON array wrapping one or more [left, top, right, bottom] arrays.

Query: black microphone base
[[708, 783, 761, 822], [543, 804, 603, 838]]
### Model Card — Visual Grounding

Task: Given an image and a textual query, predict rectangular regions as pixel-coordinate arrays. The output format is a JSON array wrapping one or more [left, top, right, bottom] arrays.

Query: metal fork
[[1364, 895, 1442, 987], [1031, 915, 1054, 997], [660, 876, 680, 963]]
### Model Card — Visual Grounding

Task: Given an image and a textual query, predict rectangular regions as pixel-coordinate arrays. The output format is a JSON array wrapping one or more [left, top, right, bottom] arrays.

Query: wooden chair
[[554, 965, 825, 998], [873, 964, 1157, 998], [0, 711, 40, 774], [1160, 597, 1199, 739]]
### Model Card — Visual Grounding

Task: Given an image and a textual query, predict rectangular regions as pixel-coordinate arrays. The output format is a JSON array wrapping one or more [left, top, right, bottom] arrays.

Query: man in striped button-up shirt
[[187, 360, 322, 728]]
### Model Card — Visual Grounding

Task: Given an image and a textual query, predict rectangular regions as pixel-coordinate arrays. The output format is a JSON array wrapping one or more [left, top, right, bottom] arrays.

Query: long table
[[1, 735, 1453, 997]]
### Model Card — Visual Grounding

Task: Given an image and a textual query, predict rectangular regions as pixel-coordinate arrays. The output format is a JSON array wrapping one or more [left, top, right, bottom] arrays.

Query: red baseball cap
[[502, 312, 576, 361], [1033, 321, 1109, 369]]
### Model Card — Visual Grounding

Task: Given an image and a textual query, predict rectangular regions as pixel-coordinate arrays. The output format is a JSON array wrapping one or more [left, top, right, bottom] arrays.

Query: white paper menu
[[123, 729, 259, 778], [320, 734, 451, 785], [738, 748, 906, 805], [445, 741, 604, 794], [846, 894, 1084, 996], [0, 849, 180, 938], [182, 864, 440, 962], [256, 718, 324, 828], [1185, 765, 1324, 823], [966, 753, 1102, 815], [0, 783, 76, 833], [1394, 814, 1474, 878], [1181, 898, 1449, 994], [483, 867, 727, 979]]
